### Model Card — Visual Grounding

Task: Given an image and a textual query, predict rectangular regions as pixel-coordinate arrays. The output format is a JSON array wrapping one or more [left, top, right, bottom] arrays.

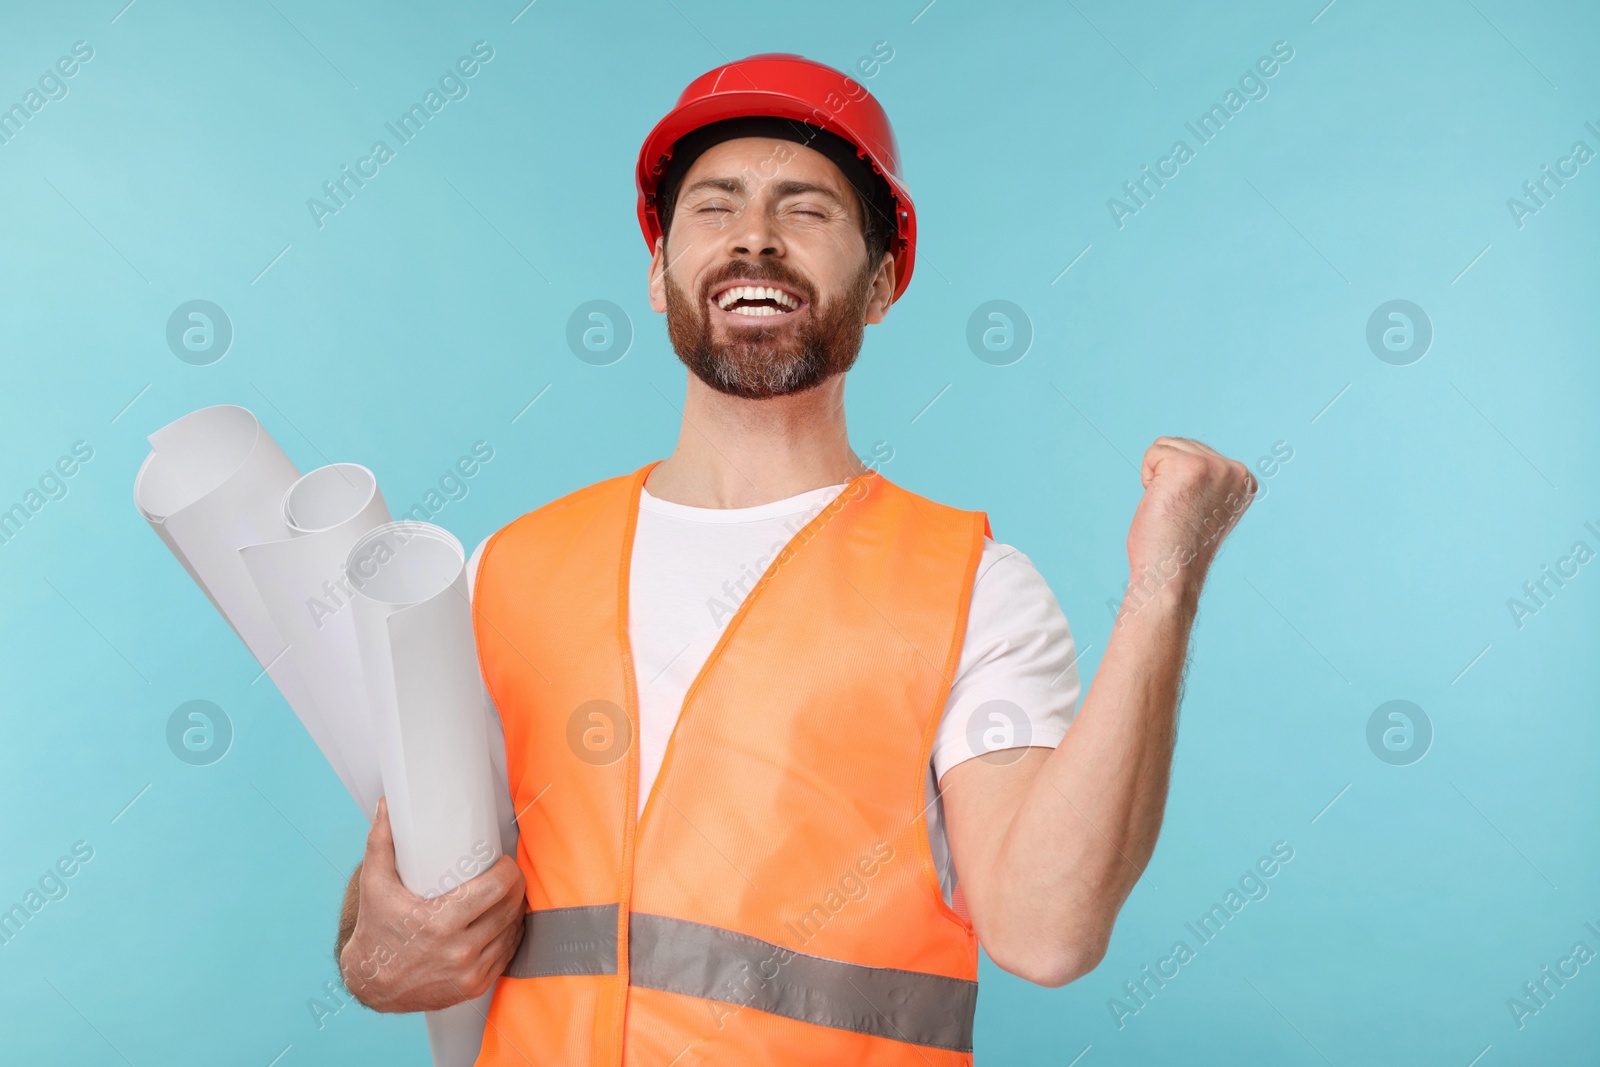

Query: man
[[335, 54, 1254, 1064]]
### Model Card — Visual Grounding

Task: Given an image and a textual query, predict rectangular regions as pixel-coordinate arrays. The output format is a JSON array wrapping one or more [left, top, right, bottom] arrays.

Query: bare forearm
[[992, 581, 1196, 980], [943, 437, 1252, 987]]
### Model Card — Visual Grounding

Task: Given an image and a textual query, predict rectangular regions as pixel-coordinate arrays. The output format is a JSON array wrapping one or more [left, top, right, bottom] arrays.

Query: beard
[[663, 254, 876, 400]]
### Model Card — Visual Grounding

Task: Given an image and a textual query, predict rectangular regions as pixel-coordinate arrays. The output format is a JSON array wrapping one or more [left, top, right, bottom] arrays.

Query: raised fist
[[1121, 436, 1256, 617]]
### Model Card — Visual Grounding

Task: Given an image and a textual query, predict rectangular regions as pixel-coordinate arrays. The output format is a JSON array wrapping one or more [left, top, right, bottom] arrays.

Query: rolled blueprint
[[345, 521, 503, 1067], [133, 406, 324, 779], [140, 406, 514, 1066], [134, 405, 301, 669], [239, 463, 391, 819], [135, 406, 386, 818]]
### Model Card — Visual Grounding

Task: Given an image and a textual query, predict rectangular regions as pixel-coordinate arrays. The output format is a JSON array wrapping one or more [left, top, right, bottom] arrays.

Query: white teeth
[[715, 284, 799, 310]]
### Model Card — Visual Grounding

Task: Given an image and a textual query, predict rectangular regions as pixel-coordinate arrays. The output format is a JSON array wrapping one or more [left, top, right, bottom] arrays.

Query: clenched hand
[[338, 797, 527, 1013], [1122, 436, 1256, 616]]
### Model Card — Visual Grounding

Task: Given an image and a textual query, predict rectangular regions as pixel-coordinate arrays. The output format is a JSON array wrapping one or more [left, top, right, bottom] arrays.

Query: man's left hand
[[1123, 436, 1257, 608]]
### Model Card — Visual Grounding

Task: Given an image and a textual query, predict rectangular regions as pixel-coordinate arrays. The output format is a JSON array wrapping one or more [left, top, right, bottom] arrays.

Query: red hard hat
[[636, 53, 918, 303]]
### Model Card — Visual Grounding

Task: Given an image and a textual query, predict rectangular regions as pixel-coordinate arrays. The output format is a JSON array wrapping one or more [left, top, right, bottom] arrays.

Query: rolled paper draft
[[239, 463, 392, 818], [136, 406, 381, 817], [346, 521, 504, 1067], [134, 405, 301, 667], [134, 406, 327, 774]]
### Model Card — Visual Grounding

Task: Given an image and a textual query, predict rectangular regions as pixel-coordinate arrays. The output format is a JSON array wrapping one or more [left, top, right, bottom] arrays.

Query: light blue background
[[2, 0, 1596, 1063]]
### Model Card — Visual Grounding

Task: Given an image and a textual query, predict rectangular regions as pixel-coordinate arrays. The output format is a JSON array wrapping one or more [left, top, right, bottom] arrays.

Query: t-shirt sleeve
[[931, 538, 1083, 783]]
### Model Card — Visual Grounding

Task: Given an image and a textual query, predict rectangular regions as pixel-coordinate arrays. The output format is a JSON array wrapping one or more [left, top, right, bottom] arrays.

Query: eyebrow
[[680, 176, 847, 207]]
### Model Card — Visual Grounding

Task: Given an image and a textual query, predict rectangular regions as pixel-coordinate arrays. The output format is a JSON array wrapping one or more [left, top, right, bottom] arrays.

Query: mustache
[[702, 265, 812, 303]]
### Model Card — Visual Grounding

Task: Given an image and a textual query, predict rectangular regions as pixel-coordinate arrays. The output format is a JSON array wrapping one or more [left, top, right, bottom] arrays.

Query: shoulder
[[966, 538, 1072, 654], [873, 474, 985, 526], [867, 477, 991, 571], [973, 537, 1050, 595], [930, 535, 1082, 780], [468, 468, 641, 600], [494, 470, 638, 541]]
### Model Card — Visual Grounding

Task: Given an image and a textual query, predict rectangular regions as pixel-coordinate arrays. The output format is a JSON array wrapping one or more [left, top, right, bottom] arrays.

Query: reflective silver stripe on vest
[[503, 904, 618, 978], [506, 906, 977, 1052]]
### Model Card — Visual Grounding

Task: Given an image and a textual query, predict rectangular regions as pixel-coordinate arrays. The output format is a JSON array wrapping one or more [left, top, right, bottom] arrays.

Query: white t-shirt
[[468, 480, 1082, 904]]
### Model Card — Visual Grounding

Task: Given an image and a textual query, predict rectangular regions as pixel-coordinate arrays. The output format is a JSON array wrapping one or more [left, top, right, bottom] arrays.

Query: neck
[[644, 371, 866, 508]]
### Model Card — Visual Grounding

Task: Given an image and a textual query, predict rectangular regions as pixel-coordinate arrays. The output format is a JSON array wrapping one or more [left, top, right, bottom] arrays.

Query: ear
[[648, 235, 668, 313], [862, 252, 896, 325]]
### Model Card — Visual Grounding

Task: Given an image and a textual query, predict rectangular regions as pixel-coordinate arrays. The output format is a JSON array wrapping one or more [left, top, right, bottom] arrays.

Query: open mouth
[[709, 282, 808, 322]]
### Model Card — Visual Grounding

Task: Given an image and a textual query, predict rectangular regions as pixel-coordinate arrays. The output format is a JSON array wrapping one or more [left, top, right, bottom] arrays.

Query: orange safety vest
[[471, 460, 992, 1066]]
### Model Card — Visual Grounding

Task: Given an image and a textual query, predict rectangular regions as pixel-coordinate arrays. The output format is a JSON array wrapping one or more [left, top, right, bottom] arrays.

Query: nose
[[728, 201, 782, 261]]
